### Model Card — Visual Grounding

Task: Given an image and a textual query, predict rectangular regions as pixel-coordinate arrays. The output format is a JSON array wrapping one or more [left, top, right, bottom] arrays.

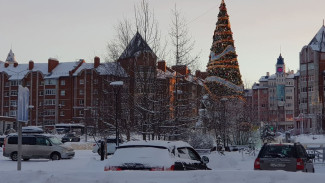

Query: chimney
[[158, 60, 166, 72], [94, 56, 100, 68], [14, 62, 18, 67], [48, 58, 59, 72], [195, 70, 201, 78], [266, 72, 270, 76], [29, 60, 34, 70], [172, 65, 188, 76], [4, 63, 9, 68]]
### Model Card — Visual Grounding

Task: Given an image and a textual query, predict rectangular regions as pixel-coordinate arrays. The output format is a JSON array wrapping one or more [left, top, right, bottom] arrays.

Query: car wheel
[[11, 152, 18, 161], [23, 158, 30, 161], [50, 152, 61, 160]]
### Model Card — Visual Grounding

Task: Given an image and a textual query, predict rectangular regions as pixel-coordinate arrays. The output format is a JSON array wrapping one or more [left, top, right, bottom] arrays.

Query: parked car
[[254, 143, 315, 172], [3, 134, 75, 161], [92, 138, 122, 155], [0, 136, 5, 147], [104, 140, 210, 171], [61, 133, 80, 143]]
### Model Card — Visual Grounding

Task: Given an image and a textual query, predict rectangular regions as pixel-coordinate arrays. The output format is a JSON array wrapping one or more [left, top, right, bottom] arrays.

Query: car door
[[35, 136, 53, 158], [177, 147, 206, 170], [297, 145, 314, 172]]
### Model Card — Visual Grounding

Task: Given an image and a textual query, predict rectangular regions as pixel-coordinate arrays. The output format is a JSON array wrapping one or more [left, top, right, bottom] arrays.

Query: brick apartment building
[[0, 32, 206, 137]]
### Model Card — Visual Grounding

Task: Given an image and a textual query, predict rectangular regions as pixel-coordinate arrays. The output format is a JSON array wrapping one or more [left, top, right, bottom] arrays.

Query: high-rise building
[[296, 25, 325, 134]]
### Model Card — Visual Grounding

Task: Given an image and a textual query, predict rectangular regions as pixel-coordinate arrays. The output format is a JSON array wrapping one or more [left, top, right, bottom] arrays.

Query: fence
[[303, 143, 325, 164]]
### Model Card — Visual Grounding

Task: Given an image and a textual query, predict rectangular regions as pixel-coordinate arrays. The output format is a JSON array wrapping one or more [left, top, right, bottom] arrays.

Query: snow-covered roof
[[308, 25, 325, 52], [119, 32, 155, 60], [0, 63, 29, 80], [287, 73, 295, 79], [73, 63, 94, 76], [156, 69, 175, 79], [45, 61, 79, 79], [259, 76, 269, 82], [96, 62, 128, 77], [120, 140, 192, 150]]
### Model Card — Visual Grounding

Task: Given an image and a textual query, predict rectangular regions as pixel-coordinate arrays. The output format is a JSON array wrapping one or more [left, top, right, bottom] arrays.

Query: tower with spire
[[5, 49, 18, 65], [205, 0, 243, 99]]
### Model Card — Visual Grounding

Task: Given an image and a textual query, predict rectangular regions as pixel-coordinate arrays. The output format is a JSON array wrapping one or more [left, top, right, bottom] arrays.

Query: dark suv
[[61, 133, 80, 143], [254, 143, 315, 172]]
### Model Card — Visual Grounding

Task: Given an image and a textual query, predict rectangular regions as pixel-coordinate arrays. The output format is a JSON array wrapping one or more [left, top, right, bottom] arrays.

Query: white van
[[3, 134, 75, 161]]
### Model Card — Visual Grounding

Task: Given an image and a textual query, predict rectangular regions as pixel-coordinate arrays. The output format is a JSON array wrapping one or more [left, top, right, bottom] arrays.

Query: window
[[79, 110, 84, 116], [45, 89, 56, 95], [60, 90, 65, 96], [39, 81, 44, 86], [10, 100, 17, 106], [4, 92, 9, 97], [79, 89, 84, 95], [60, 111, 65, 116], [60, 80, 66, 86], [79, 79, 84, 85], [44, 99, 56, 106], [10, 90, 18, 96], [5, 82, 9, 87], [36, 137, 50, 146], [4, 101, 9, 107], [59, 100, 66, 106], [10, 111, 17, 117], [39, 90, 44, 96], [94, 89, 98, 94], [45, 79, 57, 85], [10, 80, 19, 86], [26, 81, 31, 86], [44, 109, 55, 116], [94, 79, 98, 84], [79, 100, 84, 105]]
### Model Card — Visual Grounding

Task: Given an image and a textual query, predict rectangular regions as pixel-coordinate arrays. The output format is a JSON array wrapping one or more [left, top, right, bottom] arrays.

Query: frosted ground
[[0, 134, 325, 183]]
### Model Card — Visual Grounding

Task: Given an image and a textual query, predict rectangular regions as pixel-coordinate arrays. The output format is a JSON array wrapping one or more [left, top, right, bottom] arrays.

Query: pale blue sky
[[0, 0, 324, 87]]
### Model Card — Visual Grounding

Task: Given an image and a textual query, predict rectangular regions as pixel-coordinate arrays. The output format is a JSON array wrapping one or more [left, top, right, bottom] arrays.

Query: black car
[[61, 133, 80, 143], [254, 143, 315, 172]]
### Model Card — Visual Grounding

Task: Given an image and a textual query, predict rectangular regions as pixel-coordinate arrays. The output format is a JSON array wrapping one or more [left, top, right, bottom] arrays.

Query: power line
[[187, 5, 219, 26]]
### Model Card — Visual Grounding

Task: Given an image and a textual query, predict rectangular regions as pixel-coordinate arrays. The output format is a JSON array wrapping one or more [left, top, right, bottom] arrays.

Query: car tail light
[[166, 165, 175, 171], [150, 167, 164, 171], [254, 158, 260, 169], [104, 166, 122, 171], [296, 158, 304, 170]]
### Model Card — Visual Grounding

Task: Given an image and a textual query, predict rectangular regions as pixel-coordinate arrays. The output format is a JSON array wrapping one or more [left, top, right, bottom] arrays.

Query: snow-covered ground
[[1, 144, 325, 183]]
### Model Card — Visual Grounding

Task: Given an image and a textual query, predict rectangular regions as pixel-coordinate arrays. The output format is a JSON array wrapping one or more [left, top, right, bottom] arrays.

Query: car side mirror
[[201, 156, 209, 164], [308, 154, 315, 159]]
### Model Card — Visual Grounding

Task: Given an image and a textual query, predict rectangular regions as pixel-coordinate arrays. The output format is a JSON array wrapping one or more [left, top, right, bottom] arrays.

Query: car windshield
[[260, 145, 294, 158], [49, 136, 63, 145]]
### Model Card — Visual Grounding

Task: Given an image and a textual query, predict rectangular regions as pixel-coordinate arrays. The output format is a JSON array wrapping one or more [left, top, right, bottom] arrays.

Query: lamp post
[[110, 81, 123, 147]]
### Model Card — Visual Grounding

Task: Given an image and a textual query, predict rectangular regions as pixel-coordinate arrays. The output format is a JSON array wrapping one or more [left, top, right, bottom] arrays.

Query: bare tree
[[169, 4, 200, 70], [106, 0, 166, 62]]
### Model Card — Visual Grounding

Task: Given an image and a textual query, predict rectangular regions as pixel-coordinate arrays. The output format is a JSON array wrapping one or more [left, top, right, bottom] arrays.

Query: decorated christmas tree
[[205, 0, 243, 99]]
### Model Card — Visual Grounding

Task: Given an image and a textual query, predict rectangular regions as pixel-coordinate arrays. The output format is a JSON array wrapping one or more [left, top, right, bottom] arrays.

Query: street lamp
[[110, 81, 124, 147]]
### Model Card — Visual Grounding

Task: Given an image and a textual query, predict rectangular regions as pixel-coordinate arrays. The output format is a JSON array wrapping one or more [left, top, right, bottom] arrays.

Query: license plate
[[270, 163, 286, 168]]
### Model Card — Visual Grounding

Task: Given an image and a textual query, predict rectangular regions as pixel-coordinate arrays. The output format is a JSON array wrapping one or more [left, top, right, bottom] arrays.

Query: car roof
[[119, 140, 193, 150], [266, 143, 298, 146]]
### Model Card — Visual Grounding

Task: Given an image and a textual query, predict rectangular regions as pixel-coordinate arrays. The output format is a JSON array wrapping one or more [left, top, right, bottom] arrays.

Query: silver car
[[3, 134, 75, 161], [254, 143, 315, 173]]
